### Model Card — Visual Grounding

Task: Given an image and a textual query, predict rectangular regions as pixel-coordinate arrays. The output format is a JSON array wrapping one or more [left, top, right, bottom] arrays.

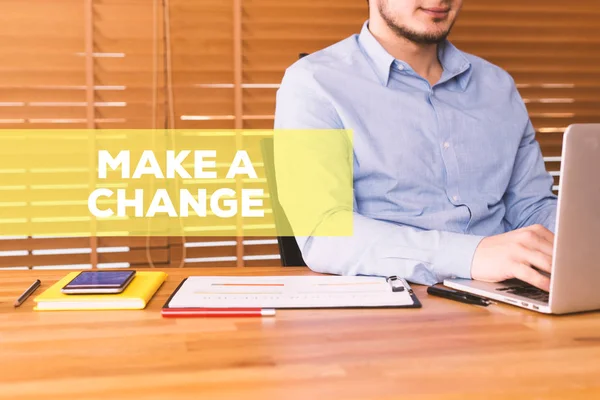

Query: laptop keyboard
[[495, 281, 549, 303]]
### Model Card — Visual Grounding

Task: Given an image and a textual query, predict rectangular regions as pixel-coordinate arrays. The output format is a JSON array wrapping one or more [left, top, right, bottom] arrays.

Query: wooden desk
[[1, 267, 599, 400]]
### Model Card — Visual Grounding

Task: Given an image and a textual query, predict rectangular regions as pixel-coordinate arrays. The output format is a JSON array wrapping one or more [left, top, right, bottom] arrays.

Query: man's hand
[[471, 224, 555, 291]]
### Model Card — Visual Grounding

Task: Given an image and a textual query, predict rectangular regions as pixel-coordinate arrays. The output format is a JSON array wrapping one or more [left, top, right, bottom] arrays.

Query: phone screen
[[65, 271, 135, 288]]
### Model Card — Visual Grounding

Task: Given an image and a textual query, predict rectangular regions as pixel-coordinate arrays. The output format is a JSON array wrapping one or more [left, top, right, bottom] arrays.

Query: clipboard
[[162, 275, 421, 310]]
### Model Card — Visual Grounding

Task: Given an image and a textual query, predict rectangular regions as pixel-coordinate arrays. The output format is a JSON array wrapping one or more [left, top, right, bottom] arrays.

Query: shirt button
[[443, 142, 450, 149], [397, 64, 405, 71], [452, 195, 460, 202]]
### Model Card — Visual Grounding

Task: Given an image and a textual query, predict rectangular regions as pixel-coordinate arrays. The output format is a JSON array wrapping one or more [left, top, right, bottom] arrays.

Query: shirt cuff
[[433, 232, 485, 281]]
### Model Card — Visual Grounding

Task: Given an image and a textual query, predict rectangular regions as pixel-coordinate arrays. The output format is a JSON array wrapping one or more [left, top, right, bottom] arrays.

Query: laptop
[[445, 124, 600, 314]]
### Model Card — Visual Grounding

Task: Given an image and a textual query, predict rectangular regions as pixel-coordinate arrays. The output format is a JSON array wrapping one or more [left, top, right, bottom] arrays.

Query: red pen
[[161, 307, 276, 318]]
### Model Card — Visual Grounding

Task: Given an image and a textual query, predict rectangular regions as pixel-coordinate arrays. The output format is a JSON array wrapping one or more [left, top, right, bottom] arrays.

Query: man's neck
[[368, 20, 443, 86]]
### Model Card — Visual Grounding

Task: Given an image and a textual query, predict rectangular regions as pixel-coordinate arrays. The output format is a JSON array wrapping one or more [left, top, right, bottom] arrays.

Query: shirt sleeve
[[502, 84, 558, 233], [274, 65, 484, 285]]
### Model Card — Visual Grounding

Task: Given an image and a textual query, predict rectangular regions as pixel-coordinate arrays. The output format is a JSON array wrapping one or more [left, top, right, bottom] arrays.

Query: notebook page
[[168, 276, 414, 308]]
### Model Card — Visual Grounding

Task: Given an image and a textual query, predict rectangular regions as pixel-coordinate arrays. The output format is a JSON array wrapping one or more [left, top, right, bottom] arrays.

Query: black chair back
[[260, 138, 307, 267]]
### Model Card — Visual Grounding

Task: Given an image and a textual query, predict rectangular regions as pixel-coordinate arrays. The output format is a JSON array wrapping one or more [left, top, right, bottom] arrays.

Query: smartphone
[[61, 271, 136, 294]]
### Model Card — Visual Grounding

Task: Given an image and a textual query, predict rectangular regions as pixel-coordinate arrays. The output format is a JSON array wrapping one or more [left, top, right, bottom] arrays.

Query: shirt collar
[[358, 21, 395, 86], [437, 40, 472, 91], [358, 20, 472, 91]]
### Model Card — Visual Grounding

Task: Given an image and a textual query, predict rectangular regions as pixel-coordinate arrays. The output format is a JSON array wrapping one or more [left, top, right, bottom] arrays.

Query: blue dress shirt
[[274, 21, 557, 285]]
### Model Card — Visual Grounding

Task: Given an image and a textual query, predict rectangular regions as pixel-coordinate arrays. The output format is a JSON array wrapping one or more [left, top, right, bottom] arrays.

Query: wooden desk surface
[[1, 267, 599, 400]]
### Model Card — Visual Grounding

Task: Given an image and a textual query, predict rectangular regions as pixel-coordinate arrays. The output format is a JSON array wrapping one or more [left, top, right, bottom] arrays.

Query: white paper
[[168, 275, 414, 308]]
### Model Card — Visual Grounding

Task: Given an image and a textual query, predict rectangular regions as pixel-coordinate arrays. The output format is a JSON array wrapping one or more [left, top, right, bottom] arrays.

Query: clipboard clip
[[386, 276, 406, 293]]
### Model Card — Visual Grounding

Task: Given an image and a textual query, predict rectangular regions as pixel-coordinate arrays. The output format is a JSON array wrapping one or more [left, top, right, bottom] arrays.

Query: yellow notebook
[[34, 271, 167, 311]]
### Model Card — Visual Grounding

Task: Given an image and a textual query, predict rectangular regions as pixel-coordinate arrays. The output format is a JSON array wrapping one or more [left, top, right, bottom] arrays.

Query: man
[[274, 0, 557, 291]]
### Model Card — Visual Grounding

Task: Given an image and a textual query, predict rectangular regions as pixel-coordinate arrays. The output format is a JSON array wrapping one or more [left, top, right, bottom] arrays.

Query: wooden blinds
[[0, 0, 171, 270], [450, 0, 600, 190], [1, 0, 598, 269]]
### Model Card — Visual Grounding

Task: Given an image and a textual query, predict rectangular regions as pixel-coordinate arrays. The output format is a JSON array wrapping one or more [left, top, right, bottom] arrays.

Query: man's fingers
[[527, 224, 555, 246], [512, 263, 551, 292], [531, 236, 554, 258], [520, 227, 554, 257], [519, 247, 553, 273]]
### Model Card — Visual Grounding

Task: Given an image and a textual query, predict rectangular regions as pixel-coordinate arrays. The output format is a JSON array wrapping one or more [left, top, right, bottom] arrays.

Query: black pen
[[427, 286, 491, 306], [14, 279, 41, 307]]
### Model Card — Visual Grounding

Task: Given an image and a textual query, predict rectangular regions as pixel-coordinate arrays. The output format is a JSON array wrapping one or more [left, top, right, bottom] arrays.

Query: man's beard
[[378, 3, 455, 45]]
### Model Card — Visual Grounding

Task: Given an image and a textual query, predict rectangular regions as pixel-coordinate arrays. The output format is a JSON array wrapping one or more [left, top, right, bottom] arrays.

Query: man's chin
[[383, 16, 452, 45], [417, 25, 451, 37], [407, 32, 450, 45]]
